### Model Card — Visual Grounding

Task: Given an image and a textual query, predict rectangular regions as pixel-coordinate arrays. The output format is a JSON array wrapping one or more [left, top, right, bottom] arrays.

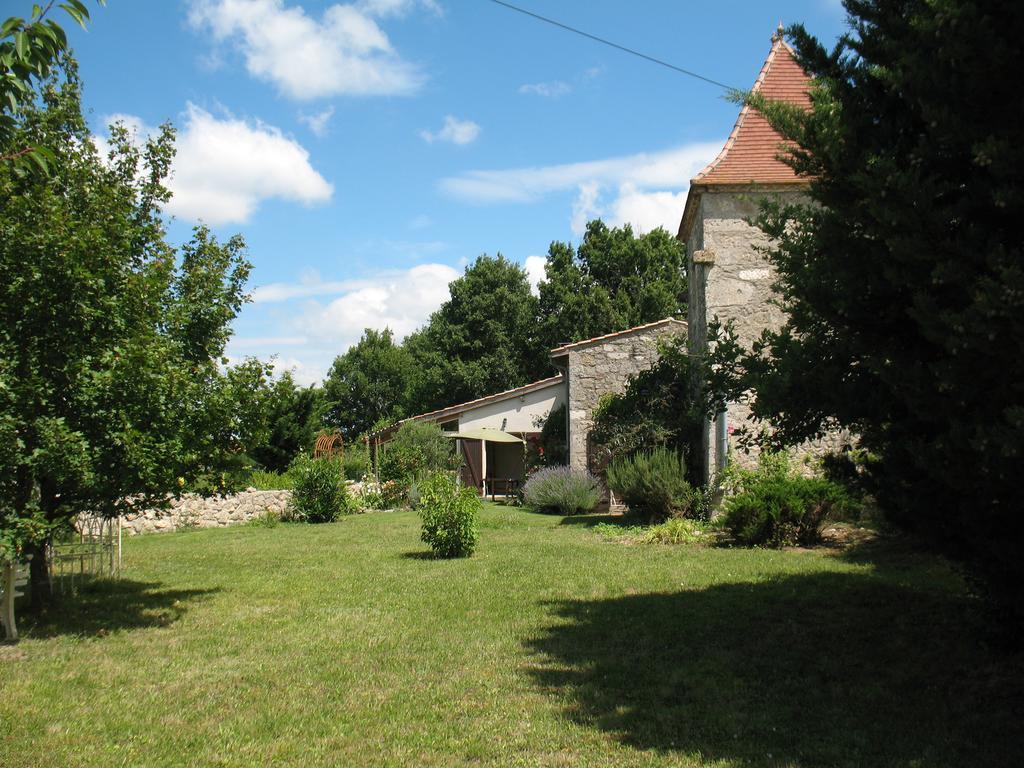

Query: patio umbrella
[[442, 427, 525, 443]]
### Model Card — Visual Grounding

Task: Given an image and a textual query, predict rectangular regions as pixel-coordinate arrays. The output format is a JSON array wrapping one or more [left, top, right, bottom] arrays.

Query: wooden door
[[459, 439, 483, 493]]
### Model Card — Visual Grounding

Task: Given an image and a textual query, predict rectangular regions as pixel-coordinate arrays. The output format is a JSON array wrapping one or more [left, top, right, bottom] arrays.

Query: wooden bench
[[1, 556, 31, 641]]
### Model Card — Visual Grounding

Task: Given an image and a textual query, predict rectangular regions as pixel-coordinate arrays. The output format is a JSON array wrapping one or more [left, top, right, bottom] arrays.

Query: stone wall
[[118, 490, 292, 535], [564, 321, 687, 473], [687, 188, 849, 478]]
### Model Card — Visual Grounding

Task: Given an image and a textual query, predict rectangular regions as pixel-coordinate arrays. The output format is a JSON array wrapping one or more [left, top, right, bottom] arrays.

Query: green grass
[[1, 504, 1021, 767]]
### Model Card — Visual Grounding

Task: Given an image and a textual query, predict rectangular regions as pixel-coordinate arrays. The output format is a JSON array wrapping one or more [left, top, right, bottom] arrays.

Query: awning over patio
[[442, 427, 525, 444]]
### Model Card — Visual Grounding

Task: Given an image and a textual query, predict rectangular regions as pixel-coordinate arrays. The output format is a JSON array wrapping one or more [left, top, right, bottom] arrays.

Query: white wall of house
[[458, 382, 566, 433]]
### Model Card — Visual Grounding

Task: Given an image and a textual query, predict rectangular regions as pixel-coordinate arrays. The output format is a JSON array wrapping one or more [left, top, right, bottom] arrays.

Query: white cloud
[[440, 140, 722, 234], [231, 261, 459, 385], [608, 183, 690, 236], [252, 271, 360, 303], [356, 0, 442, 17], [230, 335, 309, 348], [518, 80, 571, 98], [570, 181, 602, 235], [102, 105, 333, 225], [299, 106, 335, 137], [524, 255, 546, 295], [189, 0, 424, 100], [269, 357, 326, 387], [298, 263, 459, 348], [420, 115, 481, 145]]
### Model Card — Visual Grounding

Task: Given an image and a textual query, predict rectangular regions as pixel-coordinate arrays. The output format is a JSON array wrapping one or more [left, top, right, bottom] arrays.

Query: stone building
[[550, 318, 686, 473], [678, 29, 843, 482], [371, 318, 685, 492]]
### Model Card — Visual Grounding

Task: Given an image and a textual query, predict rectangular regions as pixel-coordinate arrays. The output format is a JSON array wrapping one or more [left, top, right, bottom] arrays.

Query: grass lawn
[[2, 505, 1021, 767]]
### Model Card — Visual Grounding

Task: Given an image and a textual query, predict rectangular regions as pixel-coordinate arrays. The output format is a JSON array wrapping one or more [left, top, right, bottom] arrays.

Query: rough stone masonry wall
[[566, 324, 685, 473], [118, 490, 292, 535], [689, 189, 849, 476]]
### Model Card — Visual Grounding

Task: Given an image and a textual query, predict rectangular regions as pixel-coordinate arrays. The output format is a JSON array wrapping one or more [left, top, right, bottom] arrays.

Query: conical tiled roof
[[677, 30, 812, 241], [692, 31, 811, 186]]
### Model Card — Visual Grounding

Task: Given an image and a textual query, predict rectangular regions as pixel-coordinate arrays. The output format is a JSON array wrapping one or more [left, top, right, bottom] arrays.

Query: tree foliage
[[406, 255, 543, 412], [590, 336, 704, 481], [0, 63, 264, 599], [722, 2, 1024, 635], [537, 220, 687, 352], [1, 1, 102, 170], [322, 328, 412, 438], [249, 371, 320, 473]]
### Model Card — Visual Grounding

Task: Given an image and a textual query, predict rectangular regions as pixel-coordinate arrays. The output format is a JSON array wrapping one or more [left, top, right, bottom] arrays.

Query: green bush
[[417, 472, 480, 558], [247, 469, 295, 490], [719, 454, 853, 547], [522, 466, 602, 515], [605, 448, 696, 522], [342, 443, 372, 481], [287, 456, 355, 523], [379, 422, 460, 487]]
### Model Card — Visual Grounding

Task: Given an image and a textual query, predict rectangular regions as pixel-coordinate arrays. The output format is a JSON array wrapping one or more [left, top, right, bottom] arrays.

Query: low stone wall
[[120, 490, 292, 535]]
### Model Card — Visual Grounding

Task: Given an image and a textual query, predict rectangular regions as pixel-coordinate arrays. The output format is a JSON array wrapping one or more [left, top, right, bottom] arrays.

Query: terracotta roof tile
[[369, 375, 565, 440], [693, 35, 811, 186]]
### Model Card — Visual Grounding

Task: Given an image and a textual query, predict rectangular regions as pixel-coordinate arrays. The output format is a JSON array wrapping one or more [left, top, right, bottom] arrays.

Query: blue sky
[[61, 0, 848, 384]]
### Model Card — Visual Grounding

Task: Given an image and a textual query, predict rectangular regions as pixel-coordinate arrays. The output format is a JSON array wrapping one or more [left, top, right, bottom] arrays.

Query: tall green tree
[[322, 328, 414, 437], [406, 255, 543, 413], [0, 63, 265, 602], [249, 371, 320, 473], [725, 3, 1024, 636], [1, 2, 103, 169], [538, 220, 687, 351]]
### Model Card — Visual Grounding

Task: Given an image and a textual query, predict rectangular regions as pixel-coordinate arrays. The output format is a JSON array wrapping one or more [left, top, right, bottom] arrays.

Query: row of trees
[[322, 221, 688, 437]]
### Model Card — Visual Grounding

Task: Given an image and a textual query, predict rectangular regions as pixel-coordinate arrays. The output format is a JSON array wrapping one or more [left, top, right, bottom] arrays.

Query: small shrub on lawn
[[522, 466, 602, 515], [287, 456, 355, 523], [606, 448, 696, 522], [342, 443, 372, 482], [719, 453, 853, 547], [417, 472, 480, 558], [248, 469, 295, 490]]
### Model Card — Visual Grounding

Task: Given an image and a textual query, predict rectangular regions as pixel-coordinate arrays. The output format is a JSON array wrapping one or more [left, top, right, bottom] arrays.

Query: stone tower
[[677, 30, 813, 482]]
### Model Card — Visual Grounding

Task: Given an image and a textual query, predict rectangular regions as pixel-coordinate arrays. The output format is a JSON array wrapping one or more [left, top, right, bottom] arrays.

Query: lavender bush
[[522, 466, 602, 516]]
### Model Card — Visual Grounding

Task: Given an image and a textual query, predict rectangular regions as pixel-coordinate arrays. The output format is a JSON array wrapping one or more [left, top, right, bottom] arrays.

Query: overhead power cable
[[486, 0, 739, 92]]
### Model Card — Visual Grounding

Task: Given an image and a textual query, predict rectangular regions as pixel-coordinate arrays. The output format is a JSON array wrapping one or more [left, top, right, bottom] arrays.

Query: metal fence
[[48, 516, 121, 593]]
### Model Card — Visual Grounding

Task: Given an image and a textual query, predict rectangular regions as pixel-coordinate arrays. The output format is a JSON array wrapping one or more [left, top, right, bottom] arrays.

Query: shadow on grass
[[399, 551, 437, 560], [20, 579, 220, 639], [525, 571, 1024, 767]]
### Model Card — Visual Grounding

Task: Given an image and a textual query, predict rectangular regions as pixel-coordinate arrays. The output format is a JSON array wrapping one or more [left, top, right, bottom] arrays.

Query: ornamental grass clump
[[287, 456, 355, 523], [522, 466, 602, 516], [417, 472, 480, 558], [606, 448, 696, 522]]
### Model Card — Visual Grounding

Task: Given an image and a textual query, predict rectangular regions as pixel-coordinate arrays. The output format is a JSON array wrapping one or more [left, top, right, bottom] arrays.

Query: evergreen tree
[[730, 2, 1024, 637], [250, 371, 320, 472]]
